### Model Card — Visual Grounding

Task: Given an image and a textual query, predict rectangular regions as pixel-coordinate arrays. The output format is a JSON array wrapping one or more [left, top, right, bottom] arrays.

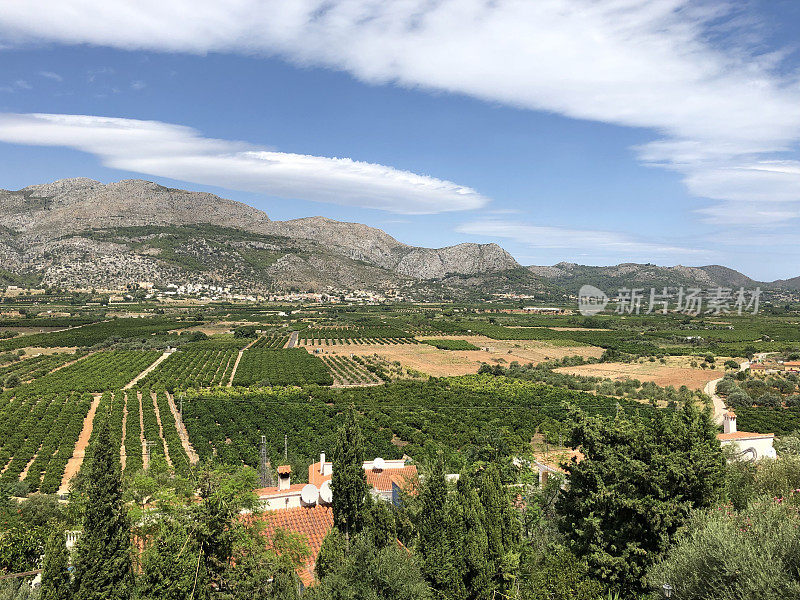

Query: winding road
[[705, 357, 764, 424]]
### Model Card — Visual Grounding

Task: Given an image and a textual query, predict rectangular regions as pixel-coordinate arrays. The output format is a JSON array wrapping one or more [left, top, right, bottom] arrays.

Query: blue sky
[[0, 1, 799, 280]]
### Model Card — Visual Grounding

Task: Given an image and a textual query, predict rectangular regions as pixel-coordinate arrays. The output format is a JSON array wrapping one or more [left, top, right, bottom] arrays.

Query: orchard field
[[1, 300, 799, 496]]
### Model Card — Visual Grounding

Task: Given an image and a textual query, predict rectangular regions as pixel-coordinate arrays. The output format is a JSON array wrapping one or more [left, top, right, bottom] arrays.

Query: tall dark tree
[[40, 529, 70, 600], [478, 464, 521, 595], [557, 403, 724, 594], [415, 458, 464, 599], [331, 406, 369, 539], [72, 417, 133, 600], [454, 473, 489, 600]]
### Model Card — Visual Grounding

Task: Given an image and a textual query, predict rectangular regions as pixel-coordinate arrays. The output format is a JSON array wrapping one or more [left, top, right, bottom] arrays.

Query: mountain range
[[0, 178, 793, 300]]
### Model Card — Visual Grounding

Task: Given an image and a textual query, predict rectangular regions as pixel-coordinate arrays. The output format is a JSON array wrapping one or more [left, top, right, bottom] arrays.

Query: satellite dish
[[300, 484, 319, 506], [319, 480, 333, 504], [373, 457, 386, 471]]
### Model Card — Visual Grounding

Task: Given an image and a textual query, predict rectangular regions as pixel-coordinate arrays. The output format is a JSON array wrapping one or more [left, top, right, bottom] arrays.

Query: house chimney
[[723, 410, 737, 434], [320, 452, 325, 474], [277, 465, 291, 490]]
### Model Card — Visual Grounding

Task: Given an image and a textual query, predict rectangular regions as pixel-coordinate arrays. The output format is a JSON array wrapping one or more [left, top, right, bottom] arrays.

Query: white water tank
[[373, 457, 386, 471]]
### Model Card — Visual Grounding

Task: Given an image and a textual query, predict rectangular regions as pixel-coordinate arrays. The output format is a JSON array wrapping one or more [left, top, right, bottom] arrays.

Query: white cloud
[[0, 2, 799, 224], [0, 112, 487, 214], [1, 3, 800, 203], [456, 219, 708, 260], [39, 70, 62, 82], [0, 79, 32, 93], [130, 80, 146, 90]]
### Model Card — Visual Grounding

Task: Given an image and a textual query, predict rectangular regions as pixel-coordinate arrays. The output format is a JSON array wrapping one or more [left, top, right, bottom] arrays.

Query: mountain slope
[[528, 262, 761, 294], [0, 178, 521, 293]]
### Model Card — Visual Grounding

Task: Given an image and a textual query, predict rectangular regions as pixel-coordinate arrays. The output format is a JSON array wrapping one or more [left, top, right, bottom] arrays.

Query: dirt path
[[139, 391, 148, 470], [706, 359, 750, 425], [19, 442, 43, 481], [166, 392, 198, 464], [120, 392, 128, 470], [286, 331, 298, 348], [124, 349, 173, 389], [151, 392, 172, 467], [59, 393, 102, 494], [228, 338, 259, 386]]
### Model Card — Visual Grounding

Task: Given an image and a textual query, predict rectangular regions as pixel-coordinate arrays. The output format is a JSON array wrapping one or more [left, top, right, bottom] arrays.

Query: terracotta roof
[[725, 410, 737, 418], [277, 465, 292, 475], [255, 483, 306, 497], [365, 465, 418, 492], [252, 505, 334, 587], [308, 462, 329, 487], [533, 449, 584, 472], [308, 462, 418, 492], [717, 431, 774, 441], [784, 361, 800, 367]]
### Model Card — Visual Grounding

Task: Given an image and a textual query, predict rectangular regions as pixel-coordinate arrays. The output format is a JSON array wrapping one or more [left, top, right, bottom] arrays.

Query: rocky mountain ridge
[[0, 178, 791, 297], [0, 178, 520, 295]]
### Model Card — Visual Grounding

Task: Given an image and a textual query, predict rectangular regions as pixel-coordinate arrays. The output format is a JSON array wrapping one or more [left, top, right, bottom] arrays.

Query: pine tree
[[331, 405, 369, 539], [40, 529, 70, 600], [72, 417, 133, 600]]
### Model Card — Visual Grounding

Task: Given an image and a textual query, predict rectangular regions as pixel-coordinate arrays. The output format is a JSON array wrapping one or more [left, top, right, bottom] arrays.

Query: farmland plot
[[138, 348, 238, 389], [232, 348, 333, 387]]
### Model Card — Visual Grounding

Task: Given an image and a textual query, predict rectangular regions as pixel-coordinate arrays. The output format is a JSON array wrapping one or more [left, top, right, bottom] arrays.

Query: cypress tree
[[40, 529, 70, 600], [72, 417, 133, 600], [331, 405, 369, 539], [416, 458, 464, 599], [478, 464, 521, 594], [455, 473, 490, 600]]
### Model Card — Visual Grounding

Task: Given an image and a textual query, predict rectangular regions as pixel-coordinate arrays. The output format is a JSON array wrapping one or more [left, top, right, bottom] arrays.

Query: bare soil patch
[[555, 361, 723, 390], [59, 393, 103, 493], [305, 336, 603, 377]]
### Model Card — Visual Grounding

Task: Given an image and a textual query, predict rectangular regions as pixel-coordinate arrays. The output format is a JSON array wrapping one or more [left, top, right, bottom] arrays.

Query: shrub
[[648, 498, 800, 598]]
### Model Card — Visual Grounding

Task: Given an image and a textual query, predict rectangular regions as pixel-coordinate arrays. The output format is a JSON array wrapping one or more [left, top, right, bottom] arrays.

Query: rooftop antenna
[[259, 435, 274, 488], [284, 434, 288, 462]]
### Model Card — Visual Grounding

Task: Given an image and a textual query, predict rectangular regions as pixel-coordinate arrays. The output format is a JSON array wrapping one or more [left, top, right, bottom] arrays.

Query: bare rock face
[[0, 178, 524, 292], [0, 178, 272, 241], [395, 243, 520, 279], [265, 216, 407, 269]]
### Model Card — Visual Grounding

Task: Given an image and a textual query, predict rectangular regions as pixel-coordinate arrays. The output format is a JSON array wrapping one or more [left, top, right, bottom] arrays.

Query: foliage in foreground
[[557, 403, 724, 594], [649, 496, 800, 599]]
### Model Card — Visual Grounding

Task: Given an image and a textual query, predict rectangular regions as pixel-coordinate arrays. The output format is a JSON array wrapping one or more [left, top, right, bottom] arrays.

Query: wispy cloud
[[0, 79, 32, 93], [130, 80, 146, 90], [456, 219, 708, 261], [38, 70, 62, 82], [86, 66, 114, 83], [0, 112, 488, 214], [0, 1, 799, 224]]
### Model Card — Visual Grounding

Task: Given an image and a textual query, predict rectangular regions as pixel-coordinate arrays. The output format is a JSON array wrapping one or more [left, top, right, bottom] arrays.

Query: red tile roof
[[253, 505, 333, 587], [277, 465, 292, 475], [366, 465, 418, 492], [308, 462, 418, 492], [308, 462, 329, 487], [717, 431, 774, 441], [254, 483, 306, 497]]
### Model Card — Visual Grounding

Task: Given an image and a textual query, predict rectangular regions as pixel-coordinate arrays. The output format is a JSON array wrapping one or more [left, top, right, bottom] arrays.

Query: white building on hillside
[[717, 410, 776, 460]]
